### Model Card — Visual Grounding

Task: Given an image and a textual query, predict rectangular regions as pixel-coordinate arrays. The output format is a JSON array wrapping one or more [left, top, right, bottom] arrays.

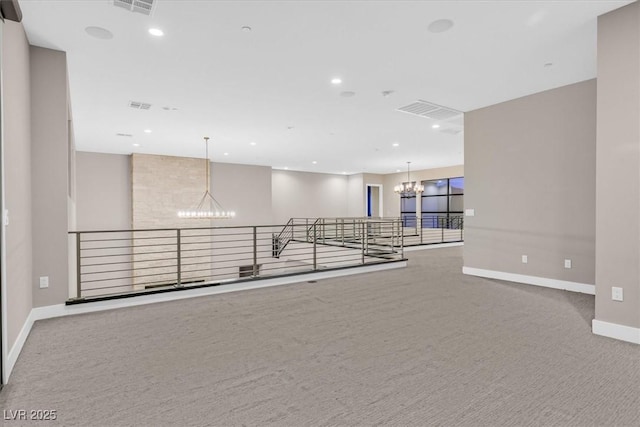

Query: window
[[420, 177, 464, 228], [400, 191, 417, 227]]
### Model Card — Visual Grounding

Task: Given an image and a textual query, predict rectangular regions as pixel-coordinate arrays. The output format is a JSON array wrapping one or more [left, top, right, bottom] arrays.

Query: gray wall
[[347, 174, 364, 217], [76, 152, 131, 231], [212, 162, 273, 226], [595, 2, 640, 329], [271, 170, 349, 224], [3, 21, 33, 354], [76, 152, 273, 229], [30, 46, 70, 308], [464, 79, 597, 285]]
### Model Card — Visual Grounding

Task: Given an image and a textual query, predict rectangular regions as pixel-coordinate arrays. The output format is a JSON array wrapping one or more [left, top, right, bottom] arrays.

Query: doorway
[[366, 184, 383, 218]]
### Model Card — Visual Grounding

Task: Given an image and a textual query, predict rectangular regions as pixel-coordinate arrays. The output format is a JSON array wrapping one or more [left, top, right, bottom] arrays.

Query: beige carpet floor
[[1, 247, 638, 427]]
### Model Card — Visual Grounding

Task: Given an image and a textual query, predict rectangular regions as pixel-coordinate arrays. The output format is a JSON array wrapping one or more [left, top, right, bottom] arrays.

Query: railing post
[[361, 222, 366, 264], [461, 217, 464, 241], [341, 219, 345, 246], [313, 223, 317, 270], [306, 218, 310, 242], [176, 229, 182, 287], [441, 218, 445, 243], [253, 226, 258, 277], [400, 219, 404, 259], [75, 232, 82, 299]]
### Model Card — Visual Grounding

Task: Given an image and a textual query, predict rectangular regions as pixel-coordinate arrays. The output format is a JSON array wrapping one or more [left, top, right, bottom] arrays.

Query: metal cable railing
[[68, 218, 405, 301], [401, 214, 464, 246]]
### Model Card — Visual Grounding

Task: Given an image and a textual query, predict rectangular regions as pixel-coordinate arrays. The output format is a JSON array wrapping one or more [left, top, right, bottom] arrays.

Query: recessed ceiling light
[[392, 143, 399, 147], [331, 78, 342, 85], [312, 161, 317, 164], [432, 124, 441, 129], [144, 129, 152, 133], [342, 172, 347, 175], [428, 19, 454, 34], [133, 143, 140, 147], [396, 169, 401, 173], [284, 167, 289, 170], [85, 26, 114, 40], [148, 28, 164, 37], [223, 152, 229, 156], [241, 26, 252, 32], [340, 91, 356, 98], [250, 142, 257, 146]]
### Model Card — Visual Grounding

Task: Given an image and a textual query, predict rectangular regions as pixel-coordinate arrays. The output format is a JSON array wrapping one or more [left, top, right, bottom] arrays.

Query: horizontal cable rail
[[69, 219, 405, 301]]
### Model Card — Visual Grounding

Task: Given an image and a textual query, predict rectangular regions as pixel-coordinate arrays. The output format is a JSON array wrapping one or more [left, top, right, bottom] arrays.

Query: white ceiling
[[19, 0, 632, 174]]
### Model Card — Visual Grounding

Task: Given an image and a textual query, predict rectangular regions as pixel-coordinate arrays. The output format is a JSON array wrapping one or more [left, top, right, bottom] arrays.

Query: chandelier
[[177, 137, 235, 219], [394, 161, 424, 194]]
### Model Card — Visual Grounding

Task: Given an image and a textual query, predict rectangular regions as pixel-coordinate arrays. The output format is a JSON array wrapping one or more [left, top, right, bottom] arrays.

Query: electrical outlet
[[465, 209, 475, 217], [612, 287, 623, 302], [521, 255, 528, 264], [39, 276, 49, 289], [564, 259, 572, 269]]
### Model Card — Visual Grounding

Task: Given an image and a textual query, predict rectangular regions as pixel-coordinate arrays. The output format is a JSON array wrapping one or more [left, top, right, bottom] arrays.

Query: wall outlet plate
[[39, 276, 49, 289], [564, 259, 572, 269], [465, 209, 475, 217], [612, 287, 623, 302], [521, 255, 528, 264]]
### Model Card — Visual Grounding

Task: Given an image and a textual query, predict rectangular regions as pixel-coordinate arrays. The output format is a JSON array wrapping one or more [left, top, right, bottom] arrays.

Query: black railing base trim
[[65, 258, 407, 306]]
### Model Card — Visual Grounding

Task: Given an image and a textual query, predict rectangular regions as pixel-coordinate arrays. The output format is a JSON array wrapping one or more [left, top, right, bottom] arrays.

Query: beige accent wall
[[30, 46, 71, 308], [271, 170, 349, 225], [76, 152, 131, 231], [3, 21, 33, 354], [382, 165, 464, 218], [464, 79, 597, 285], [595, 2, 640, 329]]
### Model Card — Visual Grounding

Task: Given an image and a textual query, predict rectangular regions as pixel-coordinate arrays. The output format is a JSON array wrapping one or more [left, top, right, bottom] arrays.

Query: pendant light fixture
[[178, 137, 235, 219], [394, 161, 424, 194]]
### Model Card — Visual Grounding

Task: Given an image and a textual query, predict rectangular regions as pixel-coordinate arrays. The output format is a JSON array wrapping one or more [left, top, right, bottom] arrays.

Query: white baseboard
[[4, 260, 406, 382], [404, 242, 463, 252], [5, 309, 36, 382], [462, 266, 595, 295], [592, 319, 640, 344]]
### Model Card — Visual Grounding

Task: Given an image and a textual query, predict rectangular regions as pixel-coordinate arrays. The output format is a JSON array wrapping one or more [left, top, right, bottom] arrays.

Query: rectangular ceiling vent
[[128, 101, 151, 110], [396, 100, 462, 121], [114, 0, 154, 16], [116, 133, 133, 137]]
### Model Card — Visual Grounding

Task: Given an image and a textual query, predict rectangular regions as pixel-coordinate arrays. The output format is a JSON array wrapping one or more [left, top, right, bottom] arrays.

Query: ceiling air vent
[[396, 100, 462, 121], [116, 133, 133, 137], [128, 101, 151, 110], [114, 0, 154, 16]]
